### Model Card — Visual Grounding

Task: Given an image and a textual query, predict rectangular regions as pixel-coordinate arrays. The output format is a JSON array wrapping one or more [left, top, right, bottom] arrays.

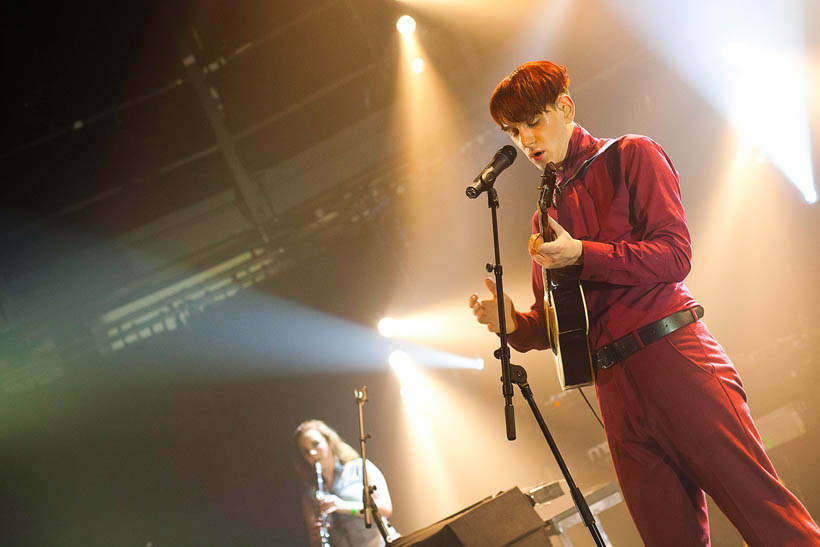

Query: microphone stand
[[478, 185, 606, 547], [354, 386, 393, 543], [486, 187, 517, 441]]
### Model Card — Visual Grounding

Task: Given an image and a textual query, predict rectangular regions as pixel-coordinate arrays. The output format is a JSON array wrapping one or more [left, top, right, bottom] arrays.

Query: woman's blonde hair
[[292, 419, 360, 486]]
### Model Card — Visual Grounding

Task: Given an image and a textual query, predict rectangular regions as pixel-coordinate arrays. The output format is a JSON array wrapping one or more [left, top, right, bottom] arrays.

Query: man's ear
[[556, 93, 575, 123]]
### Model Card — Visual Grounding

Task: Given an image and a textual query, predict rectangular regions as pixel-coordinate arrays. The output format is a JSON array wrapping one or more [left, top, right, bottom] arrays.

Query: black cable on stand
[[466, 148, 606, 546]]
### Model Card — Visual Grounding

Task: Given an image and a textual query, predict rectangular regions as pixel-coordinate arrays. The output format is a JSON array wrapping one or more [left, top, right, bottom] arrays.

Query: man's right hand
[[469, 277, 517, 334]]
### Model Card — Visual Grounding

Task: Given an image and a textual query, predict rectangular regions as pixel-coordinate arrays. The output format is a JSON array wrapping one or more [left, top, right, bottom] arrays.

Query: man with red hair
[[469, 61, 820, 546]]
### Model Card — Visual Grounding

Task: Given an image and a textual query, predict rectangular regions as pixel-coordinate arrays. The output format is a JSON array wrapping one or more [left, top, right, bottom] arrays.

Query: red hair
[[489, 61, 570, 126]]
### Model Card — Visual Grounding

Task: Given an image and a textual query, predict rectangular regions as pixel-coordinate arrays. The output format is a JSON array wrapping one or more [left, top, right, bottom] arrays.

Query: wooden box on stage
[[388, 487, 549, 547]]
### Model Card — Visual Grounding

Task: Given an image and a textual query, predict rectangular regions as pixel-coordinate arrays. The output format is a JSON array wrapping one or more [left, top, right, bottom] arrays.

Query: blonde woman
[[293, 420, 394, 547]]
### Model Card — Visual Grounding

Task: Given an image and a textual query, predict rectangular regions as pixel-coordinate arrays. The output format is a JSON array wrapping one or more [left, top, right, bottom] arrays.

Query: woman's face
[[298, 428, 331, 467]]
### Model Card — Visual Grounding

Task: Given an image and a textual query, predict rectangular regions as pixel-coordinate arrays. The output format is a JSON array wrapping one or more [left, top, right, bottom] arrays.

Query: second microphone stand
[[354, 386, 395, 543], [482, 186, 606, 547]]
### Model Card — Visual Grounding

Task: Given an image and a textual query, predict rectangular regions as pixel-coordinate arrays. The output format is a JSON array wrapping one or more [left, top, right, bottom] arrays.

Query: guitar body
[[544, 266, 594, 389], [538, 166, 595, 390]]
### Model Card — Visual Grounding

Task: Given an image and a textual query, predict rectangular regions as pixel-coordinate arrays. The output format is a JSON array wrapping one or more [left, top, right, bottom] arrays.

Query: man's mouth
[[530, 151, 544, 161]]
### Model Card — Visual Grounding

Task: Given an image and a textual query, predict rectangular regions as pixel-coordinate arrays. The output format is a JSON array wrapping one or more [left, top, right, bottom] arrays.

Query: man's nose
[[519, 127, 535, 147]]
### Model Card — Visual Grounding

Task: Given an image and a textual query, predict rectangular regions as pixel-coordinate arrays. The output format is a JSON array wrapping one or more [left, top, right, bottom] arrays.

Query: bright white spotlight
[[377, 316, 424, 339], [411, 57, 424, 73], [389, 350, 424, 402], [600, 1, 817, 205], [722, 43, 817, 204], [396, 15, 416, 35], [389, 349, 414, 379], [378, 317, 396, 337], [389, 350, 433, 433]]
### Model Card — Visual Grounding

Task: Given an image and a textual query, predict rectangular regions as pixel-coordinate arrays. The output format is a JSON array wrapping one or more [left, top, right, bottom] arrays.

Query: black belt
[[593, 305, 704, 370]]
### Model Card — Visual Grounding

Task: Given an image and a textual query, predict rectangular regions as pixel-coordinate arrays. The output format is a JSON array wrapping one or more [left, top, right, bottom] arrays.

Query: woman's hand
[[317, 492, 349, 515]]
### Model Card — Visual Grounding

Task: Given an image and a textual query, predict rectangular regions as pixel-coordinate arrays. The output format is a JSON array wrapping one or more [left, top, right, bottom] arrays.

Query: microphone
[[466, 145, 517, 199]]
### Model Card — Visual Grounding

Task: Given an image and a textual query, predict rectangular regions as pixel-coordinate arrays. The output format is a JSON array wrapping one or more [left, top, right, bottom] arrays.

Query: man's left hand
[[529, 216, 583, 269]]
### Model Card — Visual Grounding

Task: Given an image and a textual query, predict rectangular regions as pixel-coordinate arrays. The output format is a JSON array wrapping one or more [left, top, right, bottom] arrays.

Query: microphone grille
[[500, 145, 517, 162]]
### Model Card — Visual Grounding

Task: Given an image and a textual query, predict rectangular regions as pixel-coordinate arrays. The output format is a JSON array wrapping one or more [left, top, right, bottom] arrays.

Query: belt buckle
[[595, 346, 616, 369]]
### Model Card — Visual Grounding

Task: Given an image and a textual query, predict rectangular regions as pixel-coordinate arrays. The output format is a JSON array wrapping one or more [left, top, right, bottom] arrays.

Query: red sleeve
[[505, 212, 550, 353], [580, 137, 692, 285]]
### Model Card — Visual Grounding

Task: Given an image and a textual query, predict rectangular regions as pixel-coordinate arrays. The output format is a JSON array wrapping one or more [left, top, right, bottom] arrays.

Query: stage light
[[379, 310, 485, 370], [600, 0, 816, 204], [389, 351, 424, 406], [396, 15, 416, 35], [389, 350, 433, 432], [411, 57, 424, 73], [389, 349, 416, 382], [721, 41, 817, 204], [378, 317, 397, 337], [378, 315, 431, 339]]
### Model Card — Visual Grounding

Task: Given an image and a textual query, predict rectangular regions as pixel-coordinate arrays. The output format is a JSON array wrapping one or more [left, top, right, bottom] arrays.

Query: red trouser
[[595, 320, 820, 546]]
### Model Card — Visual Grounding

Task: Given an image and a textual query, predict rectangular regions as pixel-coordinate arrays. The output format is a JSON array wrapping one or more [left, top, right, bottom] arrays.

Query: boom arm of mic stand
[[486, 187, 516, 441], [508, 364, 607, 547]]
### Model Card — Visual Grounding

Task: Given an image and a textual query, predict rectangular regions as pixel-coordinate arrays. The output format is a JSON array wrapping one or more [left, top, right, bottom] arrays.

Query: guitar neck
[[538, 162, 557, 243], [540, 211, 555, 243]]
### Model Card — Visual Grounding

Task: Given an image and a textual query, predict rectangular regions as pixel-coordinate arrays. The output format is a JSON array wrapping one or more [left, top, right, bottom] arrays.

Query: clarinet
[[314, 461, 332, 547]]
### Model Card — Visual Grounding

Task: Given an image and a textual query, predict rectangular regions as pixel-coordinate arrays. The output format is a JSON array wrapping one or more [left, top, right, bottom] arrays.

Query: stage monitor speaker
[[389, 487, 549, 547]]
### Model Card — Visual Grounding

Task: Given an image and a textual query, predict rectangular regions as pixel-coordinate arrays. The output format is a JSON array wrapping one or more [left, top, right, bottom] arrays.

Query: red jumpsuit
[[506, 124, 820, 545]]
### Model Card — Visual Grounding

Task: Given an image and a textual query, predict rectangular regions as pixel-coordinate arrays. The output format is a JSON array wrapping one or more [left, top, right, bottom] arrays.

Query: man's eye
[[527, 119, 539, 127]]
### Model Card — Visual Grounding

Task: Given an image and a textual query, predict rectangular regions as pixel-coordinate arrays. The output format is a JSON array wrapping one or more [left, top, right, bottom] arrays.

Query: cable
[[578, 387, 604, 429]]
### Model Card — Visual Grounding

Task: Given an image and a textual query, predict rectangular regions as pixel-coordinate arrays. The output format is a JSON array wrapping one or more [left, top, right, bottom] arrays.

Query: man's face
[[501, 99, 573, 170]]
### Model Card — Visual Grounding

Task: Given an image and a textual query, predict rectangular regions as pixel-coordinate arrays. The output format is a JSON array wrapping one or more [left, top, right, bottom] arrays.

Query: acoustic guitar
[[537, 163, 595, 389]]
